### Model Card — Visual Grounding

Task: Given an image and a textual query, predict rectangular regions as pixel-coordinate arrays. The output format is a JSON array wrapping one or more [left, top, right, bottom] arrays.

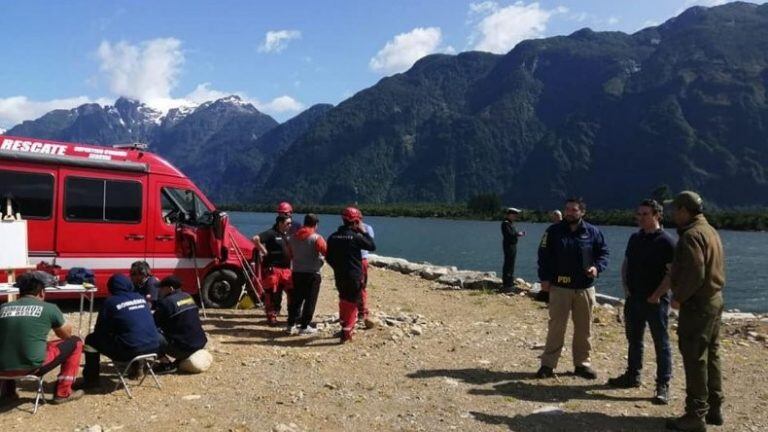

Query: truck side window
[[0, 170, 54, 219], [161, 187, 212, 225], [65, 177, 142, 223]]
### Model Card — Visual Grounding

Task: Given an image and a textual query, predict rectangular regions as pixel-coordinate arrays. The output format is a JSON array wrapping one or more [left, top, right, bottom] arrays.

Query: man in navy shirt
[[609, 199, 676, 404], [536, 197, 609, 380], [82, 274, 160, 388], [153, 276, 207, 374]]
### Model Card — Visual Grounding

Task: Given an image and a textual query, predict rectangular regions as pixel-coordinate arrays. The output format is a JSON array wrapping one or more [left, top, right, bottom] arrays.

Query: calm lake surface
[[230, 212, 768, 313]]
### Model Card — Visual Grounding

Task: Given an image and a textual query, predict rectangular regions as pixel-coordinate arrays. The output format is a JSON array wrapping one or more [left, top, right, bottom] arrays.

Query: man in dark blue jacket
[[536, 197, 609, 380], [326, 207, 376, 343], [82, 274, 160, 387], [152, 276, 207, 374]]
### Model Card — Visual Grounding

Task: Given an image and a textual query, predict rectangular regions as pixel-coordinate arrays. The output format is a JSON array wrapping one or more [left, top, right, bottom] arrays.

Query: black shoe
[[607, 371, 641, 388], [535, 366, 555, 379], [705, 408, 724, 426], [152, 361, 178, 375], [574, 366, 598, 380], [665, 414, 706, 431], [653, 384, 670, 405]]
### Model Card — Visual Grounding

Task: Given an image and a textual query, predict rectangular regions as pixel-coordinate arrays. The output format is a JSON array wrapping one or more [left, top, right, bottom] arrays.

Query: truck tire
[[202, 269, 243, 308]]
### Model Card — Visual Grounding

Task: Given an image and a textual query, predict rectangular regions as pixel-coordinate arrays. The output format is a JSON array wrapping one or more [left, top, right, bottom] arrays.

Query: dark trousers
[[502, 246, 517, 286], [624, 294, 672, 385], [288, 272, 321, 328], [678, 294, 724, 418], [83, 333, 158, 383], [158, 334, 197, 361]]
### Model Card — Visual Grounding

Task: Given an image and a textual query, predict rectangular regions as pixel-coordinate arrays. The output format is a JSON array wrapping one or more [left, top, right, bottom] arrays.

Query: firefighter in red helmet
[[326, 207, 376, 342]]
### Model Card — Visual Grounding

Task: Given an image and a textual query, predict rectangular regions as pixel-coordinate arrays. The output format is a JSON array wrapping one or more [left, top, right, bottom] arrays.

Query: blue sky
[[0, 0, 744, 128]]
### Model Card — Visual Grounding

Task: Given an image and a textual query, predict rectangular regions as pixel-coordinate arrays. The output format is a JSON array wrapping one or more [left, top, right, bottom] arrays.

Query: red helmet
[[342, 207, 362, 223], [276, 201, 293, 214]]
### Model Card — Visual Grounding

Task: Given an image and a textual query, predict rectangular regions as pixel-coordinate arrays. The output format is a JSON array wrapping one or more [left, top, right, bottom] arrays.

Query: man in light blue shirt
[[359, 218, 375, 329]]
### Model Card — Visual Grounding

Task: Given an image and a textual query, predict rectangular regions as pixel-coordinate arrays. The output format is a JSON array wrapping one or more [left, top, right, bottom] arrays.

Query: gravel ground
[[1, 266, 766, 432]]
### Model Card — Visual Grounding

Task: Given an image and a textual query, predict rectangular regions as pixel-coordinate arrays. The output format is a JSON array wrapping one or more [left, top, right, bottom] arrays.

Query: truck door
[[56, 168, 148, 274], [148, 179, 214, 289]]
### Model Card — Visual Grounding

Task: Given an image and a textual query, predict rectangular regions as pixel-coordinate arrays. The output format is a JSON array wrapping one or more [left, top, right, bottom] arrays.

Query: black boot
[[81, 351, 101, 390], [705, 407, 724, 426]]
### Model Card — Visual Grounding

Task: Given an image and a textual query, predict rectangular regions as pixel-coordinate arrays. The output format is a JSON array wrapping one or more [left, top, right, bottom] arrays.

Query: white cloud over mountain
[[369, 27, 454, 75], [468, 1, 567, 54], [0, 37, 305, 128]]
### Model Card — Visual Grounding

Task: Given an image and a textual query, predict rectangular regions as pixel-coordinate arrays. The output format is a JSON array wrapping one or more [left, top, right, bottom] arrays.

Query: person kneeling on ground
[[287, 213, 327, 335], [152, 276, 208, 374], [0, 271, 84, 404], [82, 274, 160, 388], [326, 207, 376, 343], [130, 260, 160, 308]]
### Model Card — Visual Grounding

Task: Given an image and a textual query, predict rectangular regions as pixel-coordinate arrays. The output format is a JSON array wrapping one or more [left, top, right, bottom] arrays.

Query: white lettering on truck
[[1, 138, 67, 156]]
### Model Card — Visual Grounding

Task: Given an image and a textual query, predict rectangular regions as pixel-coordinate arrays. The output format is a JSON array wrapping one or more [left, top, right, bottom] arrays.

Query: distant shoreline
[[219, 203, 768, 232]]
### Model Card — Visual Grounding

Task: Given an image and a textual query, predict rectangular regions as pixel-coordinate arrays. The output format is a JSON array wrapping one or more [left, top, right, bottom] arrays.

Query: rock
[[533, 406, 565, 415], [723, 312, 757, 321], [324, 383, 337, 390], [182, 395, 202, 401], [81, 426, 102, 432], [179, 349, 213, 373], [410, 325, 424, 336], [272, 423, 301, 432]]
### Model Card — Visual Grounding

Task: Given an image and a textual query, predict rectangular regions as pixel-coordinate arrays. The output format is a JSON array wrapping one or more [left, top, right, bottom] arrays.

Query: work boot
[[363, 317, 377, 329], [535, 366, 555, 379], [127, 362, 146, 380], [705, 407, 724, 426], [666, 414, 706, 432], [607, 371, 641, 388], [51, 389, 85, 405], [340, 330, 353, 343], [574, 366, 598, 380], [653, 384, 670, 405], [152, 361, 178, 375]]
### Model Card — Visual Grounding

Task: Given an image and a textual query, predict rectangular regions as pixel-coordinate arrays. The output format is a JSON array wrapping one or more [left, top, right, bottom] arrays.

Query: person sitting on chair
[[82, 274, 160, 388], [152, 276, 207, 374], [0, 271, 84, 404]]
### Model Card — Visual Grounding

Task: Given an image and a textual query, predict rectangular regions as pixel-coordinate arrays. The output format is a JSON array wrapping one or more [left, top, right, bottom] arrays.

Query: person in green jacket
[[666, 191, 726, 432]]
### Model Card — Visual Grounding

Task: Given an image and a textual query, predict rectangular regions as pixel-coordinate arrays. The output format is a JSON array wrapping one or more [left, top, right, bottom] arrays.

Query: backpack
[[66, 267, 95, 285]]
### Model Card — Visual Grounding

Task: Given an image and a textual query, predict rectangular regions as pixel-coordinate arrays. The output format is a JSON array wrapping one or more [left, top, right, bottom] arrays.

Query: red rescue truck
[[0, 135, 256, 307]]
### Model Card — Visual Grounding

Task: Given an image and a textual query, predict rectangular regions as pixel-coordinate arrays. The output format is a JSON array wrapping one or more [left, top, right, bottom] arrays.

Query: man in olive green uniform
[[666, 191, 725, 432]]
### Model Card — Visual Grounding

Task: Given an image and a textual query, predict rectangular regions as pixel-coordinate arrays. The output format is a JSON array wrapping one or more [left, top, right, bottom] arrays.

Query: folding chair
[[112, 353, 161, 398], [0, 374, 46, 414]]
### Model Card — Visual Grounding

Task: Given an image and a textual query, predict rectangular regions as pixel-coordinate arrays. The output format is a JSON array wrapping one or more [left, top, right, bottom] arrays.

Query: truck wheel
[[202, 269, 243, 308]]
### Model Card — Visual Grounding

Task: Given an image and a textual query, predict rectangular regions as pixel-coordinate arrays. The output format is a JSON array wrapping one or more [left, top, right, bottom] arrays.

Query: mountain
[[6, 96, 283, 202], [259, 2, 768, 208], [8, 2, 768, 208]]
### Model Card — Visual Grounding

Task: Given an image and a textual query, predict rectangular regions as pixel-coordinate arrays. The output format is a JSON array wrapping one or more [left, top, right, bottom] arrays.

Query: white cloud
[[468, 1, 567, 54], [0, 95, 111, 129], [0, 37, 306, 128], [258, 30, 302, 53], [607, 16, 620, 26], [258, 95, 304, 113], [683, 0, 728, 7], [369, 27, 452, 74], [97, 38, 184, 106]]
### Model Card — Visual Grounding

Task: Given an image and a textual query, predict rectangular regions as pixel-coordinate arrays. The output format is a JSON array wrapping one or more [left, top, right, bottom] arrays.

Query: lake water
[[230, 212, 768, 313]]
